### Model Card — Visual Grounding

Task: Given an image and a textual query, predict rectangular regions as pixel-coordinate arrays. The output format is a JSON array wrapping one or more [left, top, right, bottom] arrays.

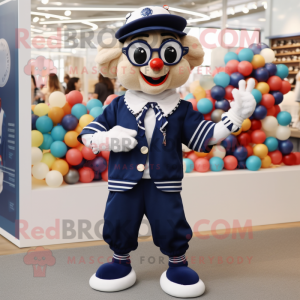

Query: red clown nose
[[150, 58, 164, 71]]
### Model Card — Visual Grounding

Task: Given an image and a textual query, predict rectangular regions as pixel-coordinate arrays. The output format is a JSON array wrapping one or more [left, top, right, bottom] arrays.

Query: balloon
[[51, 125, 67, 141], [238, 61, 253, 76], [269, 150, 283, 164], [36, 116, 53, 133], [277, 111, 292, 126], [63, 169, 80, 184], [278, 139, 293, 155], [90, 107, 104, 118], [233, 146, 248, 161], [74, 124, 83, 134], [224, 85, 234, 100], [253, 105, 267, 120], [279, 81, 291, 94], [256, 82, 270, 94], [48, 107, 65, 124], [79, 114, 94, 128], [183, 158, 194, 173], [86, 99, 103, 111], [82, 146, 96, 161], [32, 114, 39, 130], [91, 157, 107, 172], [101, 151, 110, 161], [221, 135, 238, 154], [238, 48, 254, 62], [64, 131, 80, 148], [261, 155, 272, 168], [274, 105, 281, 117], [223, 155, 238, 170], [275, 64, 289, 79], [249, 43, 261, 55], [193, 86, 206, 100], [215, 100, 230, 112], [66, 149, 83, 166], [213, 72, 230, 88], [260, 94, 275, 109], [267, 106, 276, 116], [209, 157, 224, 172], [32, 162, 49, 180], [251, 55, 265, 69], [49, 91, 66, 108], [238, 132, 251, 146], [260, 48, 275, 63], [211, 86, 226, 100], [254, 68, 269, 82], [66, 90, 83, 106], [270, 91, 283, 105], [45, 170, 63, 188], [246, 156, 262, 171], [40, 133, 53, 150], [251, 119, 262, 131], [245, 145, 253, 157], [264, 137, 278, 152], [31, 130, 44, 147], [31, 147, 43, 165], [194, 158, 210, 172], [242, 119, 251, 131], [41, 152, 56, 168], [71, 104, 87, 120], [261, 116, 278, 132], [211, 109, 224, 123], [225, 60, 239, 75], [104, 94, 118, 105], [101, 168, 108, 181], [251, 89, 262, 104], [230, 72, 245, 88], [187, 152, 199, 163], [34, 103, 49, 117], [276, 125, 291, 140], [253, 144, 268, 159], [50, 141, 68, 158], [187, 98, 197, 111], [208, 145, 226, 159], [265, 63, 277, 76], [61, 114, 78, 131], [212, 67, 226, 77], [62, 102, 72, 115], [52, 159, 69, 176], [184, 93, 194, 100], [251, 129, 266, 144], [197, 98, 213, 114], [267, 76, 282, 91], [283, 153, 297, 166], [224, 52, 238, 64], [293, 152, 300, 165]]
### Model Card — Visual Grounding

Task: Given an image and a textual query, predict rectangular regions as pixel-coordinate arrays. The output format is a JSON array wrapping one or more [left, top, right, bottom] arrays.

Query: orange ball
[[76, 144, 84, 151], [62, 102, 72, 115], [251, 54, 265, 69], [51, 159, 69, 176], [261, 155, 272, 168], [79, 114, 94, 128], [256, 82, 270, 95], [232, 127, 242, 136], [64, 131, 80, 148], [31, 105, 36, 112], [48, 107, 65, 124], [74, 124, 83, 134], [253, 144, 268, 159], [242, 119, 251, 131], [194, 151, 208, 158]]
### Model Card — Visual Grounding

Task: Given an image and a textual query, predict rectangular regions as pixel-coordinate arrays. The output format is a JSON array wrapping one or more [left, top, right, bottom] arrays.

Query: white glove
[[85, 126, 138, 154], [227, 79, 257, 127]]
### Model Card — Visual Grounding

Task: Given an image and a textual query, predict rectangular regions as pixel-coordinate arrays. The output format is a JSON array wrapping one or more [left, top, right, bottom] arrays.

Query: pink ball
[[187, 98, 197, 111], [223, 155, 238, 170], [194, 158, 210, 172], [187, 152, 199, 163]]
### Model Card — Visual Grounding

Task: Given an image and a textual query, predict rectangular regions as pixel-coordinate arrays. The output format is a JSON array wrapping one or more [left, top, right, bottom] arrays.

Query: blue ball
[[211, 85, 226, 100], [233, 146, 248, 161], [51, 125, 67, 141], [90, 107, 104, 118], [197, 98, 213, 114], [238, 48, 254, 62], [264, 137, 278, 152], [254, 67, 269, 82], [214, 72, 230, 88], [35, 116, 53, 133], [237, 160, 247, 169], [278, 140, 293, 155], [221, 135, 238, 153], [277, 111, 292, 126], [40, 133, 53, 150], [276, 64, 289, 79], [251, 89, 262, 104], [61, 114, 78, 131], [270, 91, 283, 105], [224, 52, 239, 64], [86, 99, 103, 111], [91, 157, 107, 172], [215, 99, 230, 112], [265, 63, 277, 76], [183, 158, 194, 173], [50, 141, 68, 158], [73, 158, 87, 170], [32, 114, 39, 130], [209, 157, 224, 172], [102, 105, 108, 111], [253, 105, 267, 120], [71, 104, 87, 120], [184, 93, 195, 100], [230, 72, 245, 88], [246, 156, 262, 171], [248, 43, 261, 55]]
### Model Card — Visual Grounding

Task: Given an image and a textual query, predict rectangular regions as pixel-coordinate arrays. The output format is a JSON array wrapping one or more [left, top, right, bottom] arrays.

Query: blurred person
[[93, 73, 114, 104], [65, 77, 82, 94], [44, 73, 64, 103], [63, 74, 70, 90], [31, 75, 40, 104]]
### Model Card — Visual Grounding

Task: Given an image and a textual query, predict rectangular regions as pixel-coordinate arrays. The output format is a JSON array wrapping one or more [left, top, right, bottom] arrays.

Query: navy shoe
[[160, 255, 205, 298], [89, 253, 136, 292]]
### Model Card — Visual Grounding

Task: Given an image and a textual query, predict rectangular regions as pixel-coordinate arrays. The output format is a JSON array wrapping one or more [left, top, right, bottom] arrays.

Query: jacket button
[[140, 146, 148, 154], [137, 164, 145, 172]]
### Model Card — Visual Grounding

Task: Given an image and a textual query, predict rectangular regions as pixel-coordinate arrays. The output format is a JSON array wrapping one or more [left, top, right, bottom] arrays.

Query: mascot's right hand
[[90, 126, 138, 154]]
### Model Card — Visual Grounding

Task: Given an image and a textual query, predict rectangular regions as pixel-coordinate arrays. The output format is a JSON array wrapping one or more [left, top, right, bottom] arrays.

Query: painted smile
[[140, 71, 169, 86]]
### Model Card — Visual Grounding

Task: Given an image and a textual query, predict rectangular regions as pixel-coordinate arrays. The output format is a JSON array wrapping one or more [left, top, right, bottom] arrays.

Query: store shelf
[[273, 60, 300, 64], [289, 72, 299, 74], [272, 45, 300, 50], [275, 52, 300, 56]]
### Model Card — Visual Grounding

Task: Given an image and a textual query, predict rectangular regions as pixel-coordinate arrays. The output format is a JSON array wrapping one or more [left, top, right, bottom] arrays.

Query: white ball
[[260, 48, 275, 63], [276, 125, 291, 140], [45, 170, 63, 188], [32, 162, 49, 180], [183, 160, 187, 174], [261, 116, 278, 132], [31, 147, 43, 165], [49, 91, 66, 108], [182, 144, 191, 153], [264, 130, 277, 138], [210, 145, 226, 159]]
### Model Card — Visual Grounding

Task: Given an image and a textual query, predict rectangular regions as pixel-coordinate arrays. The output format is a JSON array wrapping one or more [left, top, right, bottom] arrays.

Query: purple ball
[[278, 140, 293, 155], [265, 63, 277, 76], [91, 157, 107, 172], [93, 171, 102, 181], [211, 85, 226, 100], [233, 146, 248, 161], [254, 67, 270, 82], [215, 99, 230, 112], [260, 43, 270, 50], [249, 43, 262, 54], [61, 114, 78, 131], [270, 91, 284, 105], [221, 135, 238, 154], [230, 72, 245, 88]]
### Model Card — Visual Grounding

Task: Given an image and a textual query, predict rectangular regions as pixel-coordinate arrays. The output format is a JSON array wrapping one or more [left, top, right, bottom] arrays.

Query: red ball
[[203, 113, 211, 121], [101, 151, 110, 161], [251, 130, 266, 144], [245, 145, 253, 157], [194, 158, 210, 172], [283, 153, 297, 166], [280, 81, 291, 94], [293, 152, 300, 165], [79, 167, 95, 183], [225, 85, 234, 100], [66, 149, 83, 166], [187, 98, 197, 111], [274, 105, 281, 117], [104, 94, 118, 106], [267, 76, 282, 91], [66, 90, 83, 106], [251, 119, 262, 131], [260, 94, 275, 109], [238, 132, 251, 146], [101, 168, 108, 181], [187, 152, 199, 163], [223, 155, 238, 170], [269, 150, 282, 165], [225, 60, 239, 75], [266, 106, 276, 116], [237, 61, 253, 76], [81, 146, 96, 160]]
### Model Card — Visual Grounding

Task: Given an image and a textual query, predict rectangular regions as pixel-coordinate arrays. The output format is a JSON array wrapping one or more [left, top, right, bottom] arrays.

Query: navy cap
[[115, 6, 187, 43]]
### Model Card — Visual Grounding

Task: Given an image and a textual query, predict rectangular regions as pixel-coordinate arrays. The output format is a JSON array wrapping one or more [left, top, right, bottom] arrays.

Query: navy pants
[[103, 179, 192, 257]]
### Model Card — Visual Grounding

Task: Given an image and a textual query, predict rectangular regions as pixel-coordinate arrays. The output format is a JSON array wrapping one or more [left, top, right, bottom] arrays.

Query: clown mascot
[[79, 5, 256, 298]]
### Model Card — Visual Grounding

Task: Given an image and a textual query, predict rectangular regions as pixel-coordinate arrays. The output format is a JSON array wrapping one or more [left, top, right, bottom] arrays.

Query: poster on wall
[[0, 0, 20, 238]]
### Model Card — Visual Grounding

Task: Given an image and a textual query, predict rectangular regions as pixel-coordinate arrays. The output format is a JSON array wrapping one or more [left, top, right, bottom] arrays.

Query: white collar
[[124, 89, 181, 117]]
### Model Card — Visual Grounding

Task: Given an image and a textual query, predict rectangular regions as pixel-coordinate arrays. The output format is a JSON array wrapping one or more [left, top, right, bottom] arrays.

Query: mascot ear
[[181, 35, 204, 69], [95, 39, 123, 78]]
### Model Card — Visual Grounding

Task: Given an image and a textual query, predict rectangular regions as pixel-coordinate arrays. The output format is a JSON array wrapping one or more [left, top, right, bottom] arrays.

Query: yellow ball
[[194, 151, 208, 158], [252, 54, 265, 69], [52, 159, 69, 176], [64, 131, 80, 148], [253, 144, 268, 159], [193, 86, 206, 101], [74, 124, 83, 134], [41, 152, 56, 168], [261, 155, 272, 168], [34, 103, 49, 117], [232, 127, 242, 136], [256, 82, 270, 95], [242, 119, 251, 131], [31, 130, 44, 147], [79, 114, 94, 128]]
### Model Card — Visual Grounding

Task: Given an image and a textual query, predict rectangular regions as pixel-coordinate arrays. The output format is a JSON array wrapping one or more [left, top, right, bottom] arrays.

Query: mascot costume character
[[78, 5, 256, 298]]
